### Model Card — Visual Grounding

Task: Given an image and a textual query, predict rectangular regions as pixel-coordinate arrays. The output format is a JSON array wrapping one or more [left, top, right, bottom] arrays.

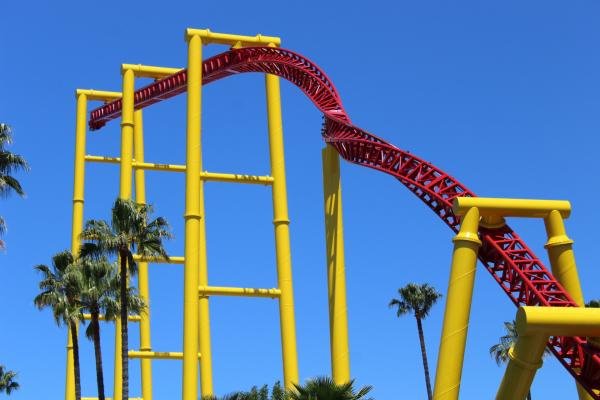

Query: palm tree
[[389, 283, 442, 400], [586, 300, 600, 308], [287, 376, 373, 400], [0, 365, 19, 395], [34, 251, 82, 400], [200, 381, 284, 400], [65, 256, 138, 400], [489, 320, 551, 400], [80, 198, 171, 400], [0, 123, 28, 249]]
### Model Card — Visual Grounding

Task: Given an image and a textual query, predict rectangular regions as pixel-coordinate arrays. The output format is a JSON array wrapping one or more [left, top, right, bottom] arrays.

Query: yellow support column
[[133, 110, 153, 400], [265, 70, 300, 389], [322, 145, 351, 384], [496, 307, 600, 400], [543, 210, 591, 400], [66, 90, 88, 400], [114, 67, 136, 400], [495, 333, 547, 400], [433, 207, 482, 400], [197, 121, 214, 396], [182, 30, 205, 400], [544, 210, 584, 306]]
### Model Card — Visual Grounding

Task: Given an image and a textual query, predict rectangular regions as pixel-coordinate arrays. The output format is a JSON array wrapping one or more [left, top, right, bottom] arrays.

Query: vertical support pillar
[[543, 210, 591, 400], [265, 71, 299, 389], [433, 207, 481, 400], [197, 114, 214, 397], [133, 110, 153, 400], [544, 210, 584, 306], [114, 67, 136, 400], [495, 334, 547, 400], [322, 145, 351, 384], [66, 91, 88, 400], [182, 31, 204, 400]]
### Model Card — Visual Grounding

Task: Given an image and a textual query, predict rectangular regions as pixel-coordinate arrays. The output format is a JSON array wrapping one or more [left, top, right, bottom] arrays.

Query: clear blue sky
[[1, 1, 600, 399]]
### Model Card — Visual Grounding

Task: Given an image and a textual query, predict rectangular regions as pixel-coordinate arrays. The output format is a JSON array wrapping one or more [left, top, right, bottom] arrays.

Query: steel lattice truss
[[89, 46, 600, 397]]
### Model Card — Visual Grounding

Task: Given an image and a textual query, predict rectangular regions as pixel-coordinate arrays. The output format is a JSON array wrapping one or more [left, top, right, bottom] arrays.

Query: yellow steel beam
[[85, 156, 274, 184], [182, 31, 204, 400], [453, 197, 571, 218], [85, 155, 121, 164], [83, 314, 141, 322], [516, 306, 600, 337], [544, 210, 584, 306], [186, 28, 280, 47], [114, 65, 136, 400], [198, 286, 281, 299], [322, 145, 351, 384], [496, 307, 600, 400], [82, 398, 142, 400], [265, 69, 299, 389], [76, 89, 122, 102], [65, 90, 90, 400], [128, 351, 201, 360], [433, 207, 482, 400], [121, 64, 182, 79], [132, 254, 183, 264], [136, 161, 186, 172], [134, 110, 154, 400], [201, 172, 274, 185]]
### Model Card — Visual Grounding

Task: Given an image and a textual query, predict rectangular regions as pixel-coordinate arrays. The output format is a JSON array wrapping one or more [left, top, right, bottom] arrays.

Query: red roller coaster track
[[88, 46, 600, 397]]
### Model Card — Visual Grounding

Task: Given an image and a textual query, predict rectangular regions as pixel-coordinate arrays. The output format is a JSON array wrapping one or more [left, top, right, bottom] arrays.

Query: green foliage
[[0, 365, 19, 395], [489, 320, 551, 366], [586, 299, 600, 308], [388, 283, 442, 319], [80, 198, 171, 399], [287, 377, 373, 400], [0, 123, 29, 250], [33, 251, 82, 327]]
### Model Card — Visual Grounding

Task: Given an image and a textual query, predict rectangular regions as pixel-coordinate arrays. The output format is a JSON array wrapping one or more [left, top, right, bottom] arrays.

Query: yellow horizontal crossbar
[[83, 314, 141, 322], [132, 254, 184, 264], [198, 285, 281, 299], [85, 155, 274, 185], [85, 155, 121, 164], [121, 64, 183, 79], [186, 28, 280, 47], [201, 172, 274, 185], [517, 306, 600, 337], [128, 350, 201, 360], [82, 397, 142, 400], [453, 197, 571, 218], [76, 89, 122, 101]]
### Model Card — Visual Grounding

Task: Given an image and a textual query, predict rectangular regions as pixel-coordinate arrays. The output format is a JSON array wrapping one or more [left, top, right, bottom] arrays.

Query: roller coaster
[[68, 29, 600, 400]]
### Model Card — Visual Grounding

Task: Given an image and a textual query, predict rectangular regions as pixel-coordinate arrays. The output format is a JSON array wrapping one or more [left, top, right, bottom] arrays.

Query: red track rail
[[89, 46, 600, 396]]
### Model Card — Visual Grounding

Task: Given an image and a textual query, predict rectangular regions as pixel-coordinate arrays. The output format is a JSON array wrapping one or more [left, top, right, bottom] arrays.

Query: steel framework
[[66, 29, 600, 400]]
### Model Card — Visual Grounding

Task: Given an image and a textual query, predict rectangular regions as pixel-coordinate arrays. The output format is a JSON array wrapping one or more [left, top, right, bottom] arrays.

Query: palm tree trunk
[[69, 321, 82, 400], [91, 310, 106, 400], [119, 250, 129, 400], [415, 316, 433, 400]]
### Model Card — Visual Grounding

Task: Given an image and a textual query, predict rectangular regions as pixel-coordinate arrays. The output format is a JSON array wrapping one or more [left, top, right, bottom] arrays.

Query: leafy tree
[[287, 377, 373, 400], [34, 251, 82, 400], [389, 283, 441, 400], [489, 320, 551, 400], [80, 198, 171, 400], [0, 123, 28, 249], [0, 365, 19, 395]]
